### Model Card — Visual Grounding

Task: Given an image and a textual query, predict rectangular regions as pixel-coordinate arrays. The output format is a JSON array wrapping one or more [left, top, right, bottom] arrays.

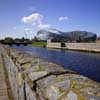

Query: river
[[12, 45, 100, 82]]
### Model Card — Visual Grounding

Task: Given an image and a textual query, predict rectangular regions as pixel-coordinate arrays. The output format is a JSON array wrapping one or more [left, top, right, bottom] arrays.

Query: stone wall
[[0, 46, 19, 100], [65, 43, 100, 52], [47, 42, 61, 49], [47, 42, 100, 52], [0, 47, 9, 100], [0, 45, 100, 100]]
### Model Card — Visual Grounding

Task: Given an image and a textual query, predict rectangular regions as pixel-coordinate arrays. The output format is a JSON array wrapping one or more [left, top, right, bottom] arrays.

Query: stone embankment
[[0, 51, 9, 100], [47, 43, 100, 53], [0, 45, 100, 100], [0, 47, 14, 100]]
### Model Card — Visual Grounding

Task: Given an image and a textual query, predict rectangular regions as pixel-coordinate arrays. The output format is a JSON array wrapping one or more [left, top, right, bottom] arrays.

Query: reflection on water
[[12, 45, 100, 82]]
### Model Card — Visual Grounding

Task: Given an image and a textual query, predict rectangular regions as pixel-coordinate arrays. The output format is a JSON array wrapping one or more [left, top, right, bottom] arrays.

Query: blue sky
[[0, 0, 100, 39]]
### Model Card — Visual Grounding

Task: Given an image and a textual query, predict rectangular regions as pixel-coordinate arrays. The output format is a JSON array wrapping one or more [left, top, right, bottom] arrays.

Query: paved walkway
[[0, 52, 9, 100]]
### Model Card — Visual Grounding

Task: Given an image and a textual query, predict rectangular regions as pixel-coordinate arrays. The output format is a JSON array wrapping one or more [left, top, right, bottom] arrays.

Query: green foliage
[[4, 37, 13, 43], [32, 36, 39, 42], [31, 42, 47, 47], [14, 37, 30, 43]]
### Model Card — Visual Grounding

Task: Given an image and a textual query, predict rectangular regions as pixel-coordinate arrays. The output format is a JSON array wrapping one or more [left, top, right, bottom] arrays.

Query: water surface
[[12, 45, 100, 82]]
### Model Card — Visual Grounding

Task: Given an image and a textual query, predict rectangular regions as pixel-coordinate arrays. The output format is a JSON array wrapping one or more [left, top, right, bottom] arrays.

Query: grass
[[31, 42, 47, 47]]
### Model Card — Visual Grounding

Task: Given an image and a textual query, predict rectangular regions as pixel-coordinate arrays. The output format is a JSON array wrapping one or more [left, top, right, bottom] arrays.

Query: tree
[[32, 36, 39, 42], [20, 37, 25, 42], [4, 37, 13, 43], [14, 38, 21, 42]]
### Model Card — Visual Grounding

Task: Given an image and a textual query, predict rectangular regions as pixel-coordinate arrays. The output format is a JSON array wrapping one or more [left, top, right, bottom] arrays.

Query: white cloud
[[22, 13, 51, 30], [59, 16, 68, 21], [22, 13, 43, 24], [38, 23, 51, 29], [32, 22, 36, 26], [13, 27, 17, 30], [28, 6, 36, 11], [24, 28, 31, 31], [76, 25, 81, 27]]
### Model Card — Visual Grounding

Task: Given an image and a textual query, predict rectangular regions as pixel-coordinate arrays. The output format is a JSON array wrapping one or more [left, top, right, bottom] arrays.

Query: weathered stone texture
[[0, 45, 100, 100]]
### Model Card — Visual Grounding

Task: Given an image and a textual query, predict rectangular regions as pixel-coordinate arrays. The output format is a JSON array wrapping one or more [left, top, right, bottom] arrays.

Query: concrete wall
[[65, 43, 100, 52], [47, 42, 61, 49], [47, 42, 100, 52]]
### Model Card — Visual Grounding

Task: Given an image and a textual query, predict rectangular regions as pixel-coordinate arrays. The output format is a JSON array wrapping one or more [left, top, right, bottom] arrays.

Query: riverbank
[[12, 45, 100, 82], [31, 41, 47, 47], [0, 45, 100, 100], [0, 46, 14, 100]]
